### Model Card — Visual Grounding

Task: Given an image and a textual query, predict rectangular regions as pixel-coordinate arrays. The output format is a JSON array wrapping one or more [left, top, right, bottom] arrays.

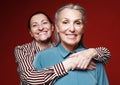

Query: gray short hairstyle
[[55, 3, 86, 25]]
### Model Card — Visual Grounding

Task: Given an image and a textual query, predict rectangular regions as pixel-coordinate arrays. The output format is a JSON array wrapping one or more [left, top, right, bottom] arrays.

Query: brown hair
[[28, 11, 53, 31]]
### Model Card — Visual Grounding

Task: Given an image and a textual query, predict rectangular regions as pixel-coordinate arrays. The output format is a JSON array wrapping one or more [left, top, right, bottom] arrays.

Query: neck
[[61, 43, 78, 52], [36, 41, 52, 51]]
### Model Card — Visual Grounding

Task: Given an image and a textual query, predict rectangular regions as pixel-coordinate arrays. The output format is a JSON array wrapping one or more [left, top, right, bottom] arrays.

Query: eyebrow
[[41, 19, 49, 22], [31, 19, 49, 24], [31, 22, 38, 24], [62, 18, 82, 21]]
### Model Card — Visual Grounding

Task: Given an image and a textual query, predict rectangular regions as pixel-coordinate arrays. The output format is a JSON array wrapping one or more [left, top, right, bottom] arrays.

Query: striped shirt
[[14, 40, 110, 85]]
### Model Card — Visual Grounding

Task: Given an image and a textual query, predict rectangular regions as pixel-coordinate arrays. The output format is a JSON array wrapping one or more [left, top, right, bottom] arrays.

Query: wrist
[[88, 48, 98, 58]]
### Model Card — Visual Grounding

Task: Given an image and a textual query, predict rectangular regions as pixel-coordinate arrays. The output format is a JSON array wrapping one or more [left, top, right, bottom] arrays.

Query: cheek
[[59, 33, 66, 41], [47, 30, 53, 36], [48, 31, 52, 36], [30, 28, 36, 33], [57, 24, 67, 33], [29, 31, 34, 37], [77, 28, 84, 34]]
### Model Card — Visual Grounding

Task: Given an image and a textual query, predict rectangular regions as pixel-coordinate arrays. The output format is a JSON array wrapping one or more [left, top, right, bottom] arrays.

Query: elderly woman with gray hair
[[33, 3, 109, 85]]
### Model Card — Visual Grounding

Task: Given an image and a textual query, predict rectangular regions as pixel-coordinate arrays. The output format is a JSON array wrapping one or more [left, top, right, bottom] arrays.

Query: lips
[[66, 34, 77, 39], [39, 31, 47, 35], [36, 31, 48, 35]]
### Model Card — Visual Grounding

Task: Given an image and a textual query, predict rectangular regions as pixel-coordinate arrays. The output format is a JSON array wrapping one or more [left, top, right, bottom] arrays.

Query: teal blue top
[[33, 44, 109, 85]]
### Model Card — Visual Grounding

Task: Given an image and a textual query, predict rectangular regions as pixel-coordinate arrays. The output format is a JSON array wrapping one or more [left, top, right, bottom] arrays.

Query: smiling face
[[29, 13, 54, 43], [56, 8, 84, 51]]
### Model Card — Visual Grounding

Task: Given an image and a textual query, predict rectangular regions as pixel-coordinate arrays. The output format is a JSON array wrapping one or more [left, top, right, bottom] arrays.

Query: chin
[[41, 37, 51, 42], [65, 42, 77, 45]]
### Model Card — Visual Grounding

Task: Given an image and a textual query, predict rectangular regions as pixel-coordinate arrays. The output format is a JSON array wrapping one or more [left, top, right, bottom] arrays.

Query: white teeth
[[66, 34, 76, 38], [40, 32, 46, 34]]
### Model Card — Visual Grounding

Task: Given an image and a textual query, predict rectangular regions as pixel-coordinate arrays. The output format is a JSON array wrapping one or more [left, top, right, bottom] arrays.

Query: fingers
[[76, 57, 91, 70], [62, 56, 78, 71], [71, 61, 78, 70], [69, 49, 97, 70], [79, 58, 91, 69], [71, 56, 96, 70], [87, 61, 96, 70]]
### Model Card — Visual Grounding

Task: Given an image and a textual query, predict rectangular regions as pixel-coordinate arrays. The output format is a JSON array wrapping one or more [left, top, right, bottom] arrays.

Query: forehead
[[58, 8, 82, 20], [31, 14, 48, 22]]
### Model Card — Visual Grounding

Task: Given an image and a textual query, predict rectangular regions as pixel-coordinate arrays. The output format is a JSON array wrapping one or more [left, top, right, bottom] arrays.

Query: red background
[[0, 0, 120, 85]]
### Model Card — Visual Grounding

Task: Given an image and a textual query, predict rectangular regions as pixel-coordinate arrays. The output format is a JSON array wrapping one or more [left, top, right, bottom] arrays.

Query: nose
[[69, 23, 75, 32], [38, 24, 44, 31]]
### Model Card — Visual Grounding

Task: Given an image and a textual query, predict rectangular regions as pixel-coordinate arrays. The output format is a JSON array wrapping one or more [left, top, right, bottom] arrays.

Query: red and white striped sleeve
[[14, 46, 67, 85], [95, 47, 111, 64]]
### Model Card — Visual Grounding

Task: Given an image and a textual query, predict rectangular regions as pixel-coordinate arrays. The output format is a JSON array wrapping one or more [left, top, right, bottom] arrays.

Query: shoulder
[[14, 41, 34, 58], [14, 42, 32, 51], [14, 42, 32, 62]]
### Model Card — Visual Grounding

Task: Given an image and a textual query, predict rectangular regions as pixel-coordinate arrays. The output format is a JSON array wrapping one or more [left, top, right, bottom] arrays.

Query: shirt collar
[[57, 43, 86, 59]]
